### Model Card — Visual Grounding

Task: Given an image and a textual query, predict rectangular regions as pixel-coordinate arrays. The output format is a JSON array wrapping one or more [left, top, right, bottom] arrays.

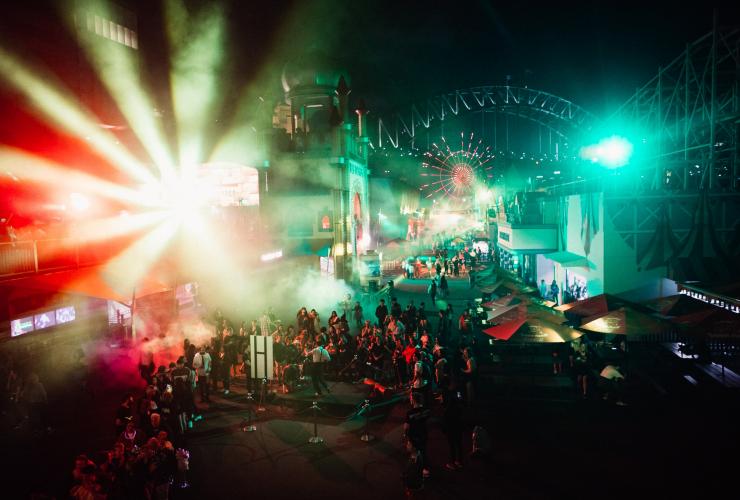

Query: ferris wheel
[[420, 132, 494, 202]]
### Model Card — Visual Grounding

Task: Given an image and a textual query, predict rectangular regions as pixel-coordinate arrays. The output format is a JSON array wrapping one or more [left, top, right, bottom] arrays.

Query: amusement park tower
[[266, 51, 370, 280]]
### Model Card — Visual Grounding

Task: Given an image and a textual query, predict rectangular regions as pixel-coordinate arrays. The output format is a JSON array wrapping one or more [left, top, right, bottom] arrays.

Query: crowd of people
[[28, 237, 486, 498], [64, 340, 201, 499]]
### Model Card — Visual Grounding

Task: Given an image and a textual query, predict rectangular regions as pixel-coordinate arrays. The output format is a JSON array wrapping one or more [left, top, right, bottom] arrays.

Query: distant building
[[264, 52, 370, 280]]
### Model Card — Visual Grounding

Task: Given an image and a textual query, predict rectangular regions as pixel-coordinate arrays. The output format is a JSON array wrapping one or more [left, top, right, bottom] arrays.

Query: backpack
[[471, 425, 491, 457]]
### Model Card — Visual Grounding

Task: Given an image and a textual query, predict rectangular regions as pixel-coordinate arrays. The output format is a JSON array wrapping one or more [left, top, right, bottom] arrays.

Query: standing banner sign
[[250, 335, 273, 380]]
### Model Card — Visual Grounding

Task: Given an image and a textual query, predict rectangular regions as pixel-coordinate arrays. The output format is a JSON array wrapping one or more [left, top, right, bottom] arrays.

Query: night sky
[[214, 0, 729, 118]]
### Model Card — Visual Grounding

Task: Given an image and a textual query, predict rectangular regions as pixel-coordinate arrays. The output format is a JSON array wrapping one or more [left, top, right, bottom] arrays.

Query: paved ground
[[3, 274, 740, 499]]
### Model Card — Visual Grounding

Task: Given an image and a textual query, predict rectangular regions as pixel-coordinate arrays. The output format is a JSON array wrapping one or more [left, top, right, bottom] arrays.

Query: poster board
[[250, 335, 274, 380]]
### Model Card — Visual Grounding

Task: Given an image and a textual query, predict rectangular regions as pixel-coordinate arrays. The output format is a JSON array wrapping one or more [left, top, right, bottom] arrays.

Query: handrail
[[0, 237, 105, 278]]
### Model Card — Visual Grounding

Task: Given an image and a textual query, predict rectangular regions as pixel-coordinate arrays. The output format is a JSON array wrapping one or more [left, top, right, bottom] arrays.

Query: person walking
[[310, 341, 332, 396], [440, 274, 449, 298]]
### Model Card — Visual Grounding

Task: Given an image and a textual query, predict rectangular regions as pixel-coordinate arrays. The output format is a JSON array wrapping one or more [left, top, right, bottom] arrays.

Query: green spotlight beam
[[0, 45, 156, 185], [66, 2, 176, 182], [165, 0, 226, 171]]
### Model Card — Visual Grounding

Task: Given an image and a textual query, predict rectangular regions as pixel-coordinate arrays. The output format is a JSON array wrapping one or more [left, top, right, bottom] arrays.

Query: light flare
[[0, 45, 156, 184], [67, 1, 177, 181]]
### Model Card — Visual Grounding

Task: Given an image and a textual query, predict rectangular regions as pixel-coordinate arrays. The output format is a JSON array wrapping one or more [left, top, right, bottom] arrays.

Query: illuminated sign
[[56, 306, 76, 324], [34, 312, 56, 330], [11, 317, 34, 337], [10, 306, 77, 338], [499, 231, 510, 242]]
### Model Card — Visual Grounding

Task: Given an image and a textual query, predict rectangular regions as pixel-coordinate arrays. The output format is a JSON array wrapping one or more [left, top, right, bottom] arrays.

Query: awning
[[543, 251, 594, 269], [486, 304, 520, 321], [483, 318, 527, 340], [483, 317, 582, 343]]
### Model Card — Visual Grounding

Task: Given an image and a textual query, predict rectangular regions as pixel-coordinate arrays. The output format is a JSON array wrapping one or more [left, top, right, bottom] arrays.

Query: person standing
[[429, 280, 437, 304], [310, 341, 331, 396], [550, 279, 560, 306], [115, 394, 135, 435], [21, 373, 50, 433], [192, 346, 212, 403], [539, 279, 548, 300], [440, 274, 449, 298], [443, 379, 464, 471], [138, 338, 155, 385], [353, 301, 363, 329], [461, 348, 478, 406], [404, 392, 432, 479], [171, 357, 192, 433], [375, 299, 388, 327]]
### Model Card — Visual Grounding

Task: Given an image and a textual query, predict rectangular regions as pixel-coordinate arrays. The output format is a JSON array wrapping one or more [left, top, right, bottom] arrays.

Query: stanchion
[[308, 400, 324, 444], [256, 378, 267, 412], [241, 392, 256, 432], [359, 399, 374, 442]]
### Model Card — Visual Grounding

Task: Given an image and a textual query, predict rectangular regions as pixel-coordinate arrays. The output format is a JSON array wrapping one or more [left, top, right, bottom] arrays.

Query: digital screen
[[56, 306, 76, 324], [34, 312, 56, 330], [11, 317, 34, 337]]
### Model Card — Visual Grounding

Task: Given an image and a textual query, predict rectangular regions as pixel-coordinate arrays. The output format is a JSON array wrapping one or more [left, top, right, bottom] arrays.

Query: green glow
[[580, 135, 634, 168], [68, 2, 176, 182], [0, 45, 156, 184], [166, 0, 226, 170]]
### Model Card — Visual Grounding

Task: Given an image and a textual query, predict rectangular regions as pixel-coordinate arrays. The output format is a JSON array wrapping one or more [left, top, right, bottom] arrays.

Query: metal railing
[[0, 237, 114, 278]]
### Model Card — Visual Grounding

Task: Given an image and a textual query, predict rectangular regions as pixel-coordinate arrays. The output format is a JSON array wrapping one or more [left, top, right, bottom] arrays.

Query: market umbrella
[[483, 317, 582, 343], [500, 280, 537, 295], [452, 237, 465, 244], [643, 294, 712, 318], [477, 279, 505, 294], [679, 308, 740, 339], [579, 307, 667, 336], [556, 294, 628, 324], [486, 304, 520, 321]]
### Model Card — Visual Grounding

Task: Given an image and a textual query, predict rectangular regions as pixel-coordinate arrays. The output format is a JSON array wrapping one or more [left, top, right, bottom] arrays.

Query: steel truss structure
[[373, 86, 599, 149], [610, 23, 740, 193], [604, 22, 740, 262]]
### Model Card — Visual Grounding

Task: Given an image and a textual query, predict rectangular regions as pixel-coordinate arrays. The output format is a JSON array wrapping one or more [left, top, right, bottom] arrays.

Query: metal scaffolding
[[609, 21, 740, 193]]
